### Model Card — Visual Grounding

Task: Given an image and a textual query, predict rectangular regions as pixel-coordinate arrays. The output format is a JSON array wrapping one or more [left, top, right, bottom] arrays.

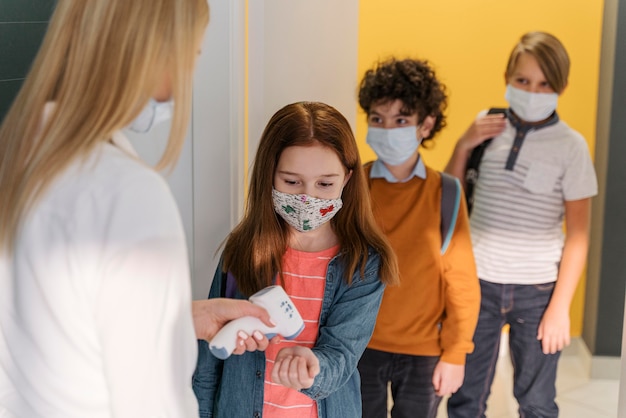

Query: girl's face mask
[[272, 188, 343, 233]]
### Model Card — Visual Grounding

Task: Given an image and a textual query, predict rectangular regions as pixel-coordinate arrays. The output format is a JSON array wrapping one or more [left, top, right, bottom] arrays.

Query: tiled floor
[[433, 335, 620, 417]]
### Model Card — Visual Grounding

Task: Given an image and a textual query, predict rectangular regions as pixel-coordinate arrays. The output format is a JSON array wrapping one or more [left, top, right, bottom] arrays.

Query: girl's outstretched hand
[[271, 346, 320, 390]]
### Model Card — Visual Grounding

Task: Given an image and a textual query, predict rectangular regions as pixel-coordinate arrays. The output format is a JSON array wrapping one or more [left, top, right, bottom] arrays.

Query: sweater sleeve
[[439, 193, 481, 365]]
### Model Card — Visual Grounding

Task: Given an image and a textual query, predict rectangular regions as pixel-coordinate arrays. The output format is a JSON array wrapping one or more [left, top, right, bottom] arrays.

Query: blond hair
[[505, 31, 570, 93], [0, 0, 209, 251]]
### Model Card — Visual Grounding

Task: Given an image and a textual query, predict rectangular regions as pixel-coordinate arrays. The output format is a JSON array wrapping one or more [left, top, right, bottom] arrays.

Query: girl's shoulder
[[358, 247, 383, 276]]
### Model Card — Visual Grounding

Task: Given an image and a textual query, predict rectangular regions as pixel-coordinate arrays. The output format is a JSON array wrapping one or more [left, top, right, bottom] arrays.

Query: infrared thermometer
[[209, 285, 305, 360]]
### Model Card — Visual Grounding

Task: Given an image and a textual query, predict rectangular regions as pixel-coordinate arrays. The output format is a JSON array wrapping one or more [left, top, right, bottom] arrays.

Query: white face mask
[[128, 98, 173, 133], [272, 189, 343, 233], [366, 126, 420, 166], [505, 84, 558, 122]]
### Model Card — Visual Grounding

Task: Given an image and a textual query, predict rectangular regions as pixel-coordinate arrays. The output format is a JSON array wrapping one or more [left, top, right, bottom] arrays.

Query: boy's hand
[[271, 346, 320, 390], [432, 361, 465, 396], [537, 303, 571, 354], [458, 113, 507, 152]]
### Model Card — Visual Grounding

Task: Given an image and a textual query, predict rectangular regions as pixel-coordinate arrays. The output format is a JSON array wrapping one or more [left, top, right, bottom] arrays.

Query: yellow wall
[[357, 0, 605, 336]]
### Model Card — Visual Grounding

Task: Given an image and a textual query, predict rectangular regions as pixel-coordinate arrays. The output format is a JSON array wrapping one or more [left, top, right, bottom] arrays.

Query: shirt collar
[[369, 156, 426, 183], [506, 108, 560, 132], [43, 102, 139, 159], [111, 131, 139, 157]]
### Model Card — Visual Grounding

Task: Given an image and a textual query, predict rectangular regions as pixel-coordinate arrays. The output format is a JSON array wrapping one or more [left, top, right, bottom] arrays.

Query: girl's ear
[[343, 169, 353, 187], [418, 115, 436, 139]]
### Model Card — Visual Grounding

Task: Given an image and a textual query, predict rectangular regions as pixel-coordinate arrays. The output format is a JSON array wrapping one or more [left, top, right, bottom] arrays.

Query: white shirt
[[470, 115, 598, 284], [0, 132, 198, 417]]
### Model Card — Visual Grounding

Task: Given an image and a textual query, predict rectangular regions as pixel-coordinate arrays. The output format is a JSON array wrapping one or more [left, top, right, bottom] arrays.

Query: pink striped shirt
[[262, 245, 339, 418]]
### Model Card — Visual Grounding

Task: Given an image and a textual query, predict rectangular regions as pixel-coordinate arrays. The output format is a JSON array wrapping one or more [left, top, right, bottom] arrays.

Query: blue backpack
[[364, 162, 461, 255], [439, 172, 461, 255]]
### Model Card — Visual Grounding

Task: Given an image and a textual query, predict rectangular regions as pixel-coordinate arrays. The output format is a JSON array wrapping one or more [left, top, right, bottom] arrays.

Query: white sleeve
[[93, 171, 198, 418], [562, 133, 598, 201]]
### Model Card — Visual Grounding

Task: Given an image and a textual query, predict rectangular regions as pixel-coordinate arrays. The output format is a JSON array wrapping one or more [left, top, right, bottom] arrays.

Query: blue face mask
[[366, 126, 421, 166], [128, 98, 173, 133]]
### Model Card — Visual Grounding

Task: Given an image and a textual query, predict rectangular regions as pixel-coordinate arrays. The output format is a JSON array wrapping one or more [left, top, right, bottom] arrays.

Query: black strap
[[464, 108, 507, 214], [463, 108, 560, 214], [464, 138, 492, 213]]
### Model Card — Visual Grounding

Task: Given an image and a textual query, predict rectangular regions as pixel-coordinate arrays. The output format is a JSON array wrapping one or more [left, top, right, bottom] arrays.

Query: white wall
[[127, 0, 360, 300], [189, 1, 246, 299], [248, 0, 360, 166], [127, 1, 246, 300]]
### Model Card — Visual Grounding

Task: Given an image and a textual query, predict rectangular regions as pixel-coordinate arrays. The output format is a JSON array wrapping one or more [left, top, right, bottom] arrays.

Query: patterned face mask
[[272, 188, 343, 232]]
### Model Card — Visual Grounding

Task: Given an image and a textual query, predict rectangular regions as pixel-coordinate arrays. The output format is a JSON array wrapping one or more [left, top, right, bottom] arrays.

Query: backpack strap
[[464, 107, 507, 214], [440, 172, 461, 255], [217, 257, 238, 299], [366, 161, 459, 253]]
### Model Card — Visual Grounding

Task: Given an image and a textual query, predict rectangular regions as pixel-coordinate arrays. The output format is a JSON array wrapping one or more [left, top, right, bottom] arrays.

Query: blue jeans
[[447, 280, 560, 418], [359, 348, 441, 418]]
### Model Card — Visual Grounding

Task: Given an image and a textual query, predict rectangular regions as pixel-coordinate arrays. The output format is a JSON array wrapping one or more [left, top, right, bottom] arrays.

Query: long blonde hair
[[0, 0, 209, 252]]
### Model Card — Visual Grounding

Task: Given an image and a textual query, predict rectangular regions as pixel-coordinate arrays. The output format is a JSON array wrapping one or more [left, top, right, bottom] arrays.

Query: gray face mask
[[128, 98, 173, 133], [366, 126, 421, 166]]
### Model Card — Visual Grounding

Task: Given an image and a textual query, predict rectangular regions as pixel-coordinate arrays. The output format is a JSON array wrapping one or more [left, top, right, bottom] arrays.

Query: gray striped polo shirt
[[470, 117, 597, 284]]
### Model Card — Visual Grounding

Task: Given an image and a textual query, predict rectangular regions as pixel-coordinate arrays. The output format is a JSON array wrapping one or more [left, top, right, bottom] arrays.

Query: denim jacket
[[192, 249, 386, 418]]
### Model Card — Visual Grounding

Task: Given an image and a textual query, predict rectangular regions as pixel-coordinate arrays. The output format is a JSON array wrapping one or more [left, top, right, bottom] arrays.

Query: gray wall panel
[[585, 0, 626, 358], [0, 0, 54, 122]]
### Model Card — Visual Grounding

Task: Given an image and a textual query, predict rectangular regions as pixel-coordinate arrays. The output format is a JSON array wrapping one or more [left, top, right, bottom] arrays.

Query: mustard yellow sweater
[[366, 164, 480, 365]]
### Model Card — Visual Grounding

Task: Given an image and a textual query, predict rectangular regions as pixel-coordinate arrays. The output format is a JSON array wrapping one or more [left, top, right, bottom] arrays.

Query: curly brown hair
[[358, 58, 447, 146]]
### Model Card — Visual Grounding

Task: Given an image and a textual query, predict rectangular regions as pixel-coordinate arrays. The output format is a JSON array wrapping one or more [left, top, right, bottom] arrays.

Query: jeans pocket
[[533, 282, 555, 292]]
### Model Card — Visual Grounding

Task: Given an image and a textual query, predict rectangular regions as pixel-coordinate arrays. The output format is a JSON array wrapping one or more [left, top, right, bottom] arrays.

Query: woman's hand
[[192, 298, 273, 341]]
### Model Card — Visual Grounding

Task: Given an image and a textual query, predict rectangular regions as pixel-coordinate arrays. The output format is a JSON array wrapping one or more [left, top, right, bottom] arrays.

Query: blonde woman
[[0, 1, 269, 417]]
